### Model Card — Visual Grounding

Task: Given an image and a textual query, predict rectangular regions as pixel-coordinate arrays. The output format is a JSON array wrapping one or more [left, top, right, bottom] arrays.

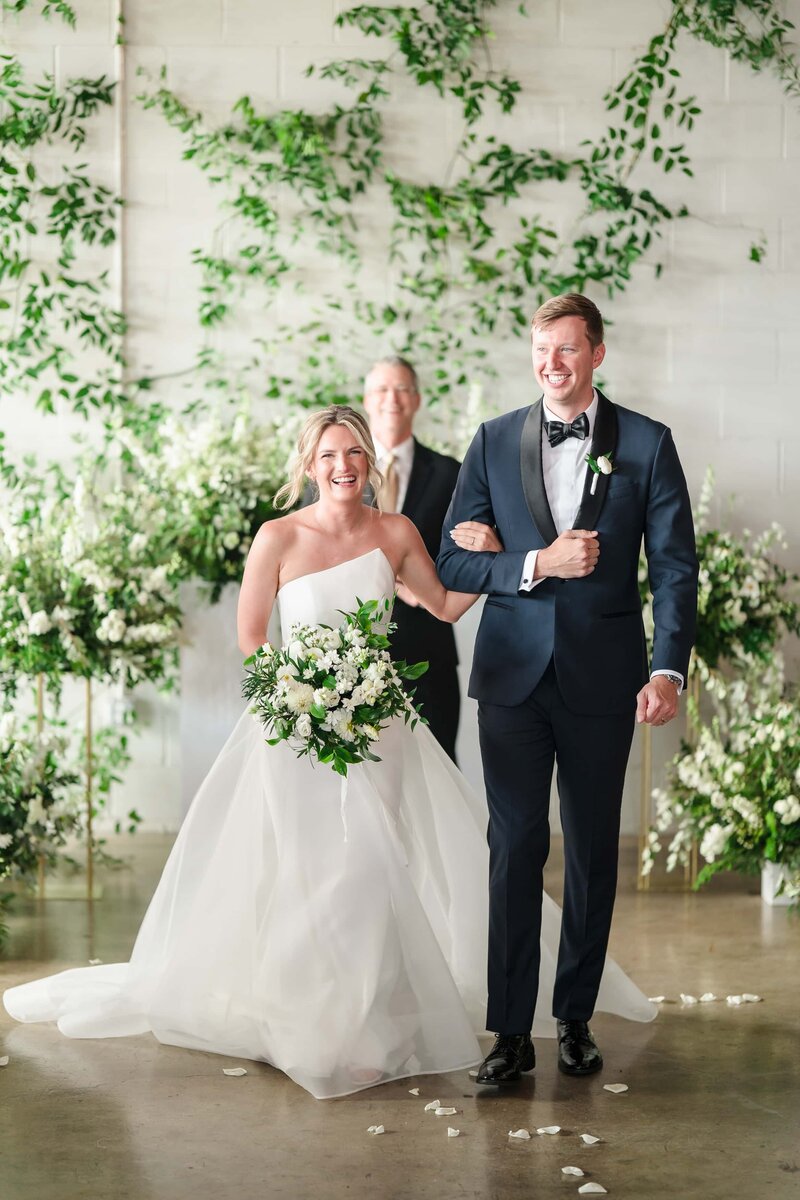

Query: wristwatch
[[660, 672, 683, 692]]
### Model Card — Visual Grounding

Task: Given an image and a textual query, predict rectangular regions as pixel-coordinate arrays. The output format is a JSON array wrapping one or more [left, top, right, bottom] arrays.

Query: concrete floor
[[1, 835, 798, 1200]]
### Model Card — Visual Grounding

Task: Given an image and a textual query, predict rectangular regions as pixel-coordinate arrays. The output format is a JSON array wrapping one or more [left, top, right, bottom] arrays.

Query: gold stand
[[637, 669, 700, 892], [85, 677, 95, 903], [36, 674, 46, 899]]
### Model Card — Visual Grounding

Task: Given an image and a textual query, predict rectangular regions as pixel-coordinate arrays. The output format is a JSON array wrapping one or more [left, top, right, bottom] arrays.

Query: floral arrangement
[[0, 471, 182, 697], [242, 599, 428, 776], [642, 668, 800, 902], [118, 402, 297, 598], [0, 711, 82, 945], [639, 469, 799, 681]]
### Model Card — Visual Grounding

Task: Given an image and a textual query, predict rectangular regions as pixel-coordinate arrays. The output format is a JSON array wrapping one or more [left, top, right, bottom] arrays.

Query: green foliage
[[0, 53, 124, 416], [137, 0, 799, 412], [1, 0, 76, 25]]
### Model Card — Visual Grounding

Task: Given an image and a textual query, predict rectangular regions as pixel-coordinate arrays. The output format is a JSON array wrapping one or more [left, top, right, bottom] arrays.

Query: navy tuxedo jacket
[[437, 392, 698, 715]]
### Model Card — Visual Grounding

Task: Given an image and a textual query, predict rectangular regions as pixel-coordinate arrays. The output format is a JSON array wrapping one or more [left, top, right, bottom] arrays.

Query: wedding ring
[[469, 536, 475, 545]]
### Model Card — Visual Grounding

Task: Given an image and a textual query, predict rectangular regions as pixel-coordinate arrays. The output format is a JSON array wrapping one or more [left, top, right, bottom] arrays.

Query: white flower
[[97, 610, 127, 644], [700, 823, 733, 863], [28, 611, 53, 636], [774, 796, 800, 825], [285, 683, 315, 714], [26, 797, 47, 827], [313, 687, 339, 710], [0, 832, 13, 849], [597, 455, 613, 475], [359, 724, 380, 741], [295, 713, 313, 740], [276, 662, 299, 684]]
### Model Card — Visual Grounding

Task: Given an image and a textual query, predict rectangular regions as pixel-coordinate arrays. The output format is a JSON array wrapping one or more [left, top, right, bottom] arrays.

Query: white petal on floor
[[408, 1088, 420, 1096], [447, 1128, 460, 1138], [222, 1067, 248, 1077], [468, 1069, 478, 1078], [680, 993, 698, 1005], [435, 1107, 458, 1116], [0, 1056, 9, 1067], [578, 1184, 608, 1195], [537, 1125, 561, 1135], [88, 959, 102, 966], [741, 994, 762, 1003], [580, 1134, 602, 1145], [562, 1166, 585, 1177], [726, 995, 743, 1005], [367, 1125, 385, 1135], [424, 1100, 441, 1111], [603, 1083, 628, 1094], [699, 993, 718, 1002], [508, 1129, 532, 1140], [647, 995, 666, 1003]]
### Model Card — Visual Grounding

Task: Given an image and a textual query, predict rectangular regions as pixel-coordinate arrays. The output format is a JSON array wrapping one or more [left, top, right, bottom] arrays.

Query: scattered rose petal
[[580, 1133, 602, 1145], [424, 1099, 441, 1112], [699, 993, 718, 1002], [741, 994, 762, 1003], [447, 1127, 460, 1138], [578, 1185, 607, 1196], [680, 993, 698, 1005], [408, 1087, 420, 1096], [508, 1128, 531, 1140], [367, 1125, 385, 1135], [0, 1056, 9, 1067], [648, 995, 666, 1003], [603, 1083, 628, 1094], [537, 1125, 561, 1135], [88, 959, 102, 965], [435, 1107, 458, 1116], [468, 1069, 478, 1078], [222, 1067, 248, 1077], [562, 1167, 585, 1177]]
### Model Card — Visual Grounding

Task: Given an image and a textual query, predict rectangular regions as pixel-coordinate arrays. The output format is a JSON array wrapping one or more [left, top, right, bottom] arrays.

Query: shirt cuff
[[651, 669, 684, 695], [519, 550, 543, 591]]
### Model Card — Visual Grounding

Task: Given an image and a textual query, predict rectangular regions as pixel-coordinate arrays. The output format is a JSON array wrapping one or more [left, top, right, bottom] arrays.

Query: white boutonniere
[[585, 451, 615, 496]]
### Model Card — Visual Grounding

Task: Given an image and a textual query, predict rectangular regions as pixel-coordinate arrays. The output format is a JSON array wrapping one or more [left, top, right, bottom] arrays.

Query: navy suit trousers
[[479, 660, 635, 1034]]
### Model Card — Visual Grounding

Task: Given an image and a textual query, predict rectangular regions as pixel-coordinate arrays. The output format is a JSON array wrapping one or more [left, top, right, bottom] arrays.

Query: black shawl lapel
[[520, 401, 558, 546], [572, 389, 618, 531], [401, 439, 432, 517]]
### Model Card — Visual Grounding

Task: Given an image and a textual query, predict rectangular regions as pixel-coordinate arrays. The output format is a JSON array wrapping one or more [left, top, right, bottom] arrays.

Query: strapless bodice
[[276, 548, 396, 639]]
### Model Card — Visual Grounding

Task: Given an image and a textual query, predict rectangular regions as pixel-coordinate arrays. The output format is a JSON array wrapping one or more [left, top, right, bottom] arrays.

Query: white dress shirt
[[374, 434, 415, 514], [517, 390, 683, 691]]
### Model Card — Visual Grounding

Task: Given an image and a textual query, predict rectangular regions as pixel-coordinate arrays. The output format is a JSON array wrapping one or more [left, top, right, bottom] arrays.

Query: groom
[[437, 293, 697, 1082]]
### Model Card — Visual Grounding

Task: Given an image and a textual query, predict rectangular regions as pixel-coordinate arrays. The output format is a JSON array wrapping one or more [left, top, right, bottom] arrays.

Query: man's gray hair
[[364, 355, 420, 393]]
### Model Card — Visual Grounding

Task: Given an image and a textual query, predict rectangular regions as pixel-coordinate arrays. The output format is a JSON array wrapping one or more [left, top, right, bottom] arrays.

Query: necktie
[[379, 453, 399, 512], [545, 412, 589, 448]]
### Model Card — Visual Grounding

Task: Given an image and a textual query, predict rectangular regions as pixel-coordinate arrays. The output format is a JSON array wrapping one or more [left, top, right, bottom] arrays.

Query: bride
[[4, 405, 655, 1099]]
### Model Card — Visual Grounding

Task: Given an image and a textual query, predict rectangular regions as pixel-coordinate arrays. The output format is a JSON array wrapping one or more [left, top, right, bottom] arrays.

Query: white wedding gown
[[4, 549, 656, 1098]]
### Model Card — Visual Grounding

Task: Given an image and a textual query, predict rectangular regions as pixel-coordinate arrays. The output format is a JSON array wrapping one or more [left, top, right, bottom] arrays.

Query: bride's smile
[[311, 426, 369, 502]]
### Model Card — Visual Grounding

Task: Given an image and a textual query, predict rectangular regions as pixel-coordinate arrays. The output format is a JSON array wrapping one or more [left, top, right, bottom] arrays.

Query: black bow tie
[[545, 412, 589, 447]]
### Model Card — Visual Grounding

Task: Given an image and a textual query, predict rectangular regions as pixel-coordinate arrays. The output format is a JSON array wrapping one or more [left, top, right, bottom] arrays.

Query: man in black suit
[[363, 356, 462, 761], [439, 294, 698, 1083]]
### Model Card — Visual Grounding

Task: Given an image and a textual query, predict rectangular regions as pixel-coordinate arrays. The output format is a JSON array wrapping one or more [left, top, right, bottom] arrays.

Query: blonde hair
[[274, 405, 384, 510], [531, 293, 604, 349]]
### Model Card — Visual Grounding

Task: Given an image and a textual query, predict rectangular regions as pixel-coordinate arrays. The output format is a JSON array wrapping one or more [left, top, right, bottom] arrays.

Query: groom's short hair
[[531, 294, 604, 349]]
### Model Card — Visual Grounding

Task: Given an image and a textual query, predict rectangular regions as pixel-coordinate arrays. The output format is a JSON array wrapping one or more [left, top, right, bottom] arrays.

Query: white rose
[[597, 455, 613, 475], [295, 713, 313, 740], [28, 611, 53, 636]]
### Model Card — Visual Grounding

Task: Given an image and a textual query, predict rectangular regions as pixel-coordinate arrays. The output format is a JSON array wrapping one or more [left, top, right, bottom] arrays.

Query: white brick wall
[[2, 0, 799, 832]]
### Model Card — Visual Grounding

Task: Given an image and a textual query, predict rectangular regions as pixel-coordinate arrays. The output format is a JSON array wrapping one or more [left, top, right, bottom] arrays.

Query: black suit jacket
[[390, 439, 461, 668]]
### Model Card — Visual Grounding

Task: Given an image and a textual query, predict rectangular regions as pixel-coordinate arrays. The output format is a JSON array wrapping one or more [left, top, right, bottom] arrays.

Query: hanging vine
[[136, 0, 799, 414]]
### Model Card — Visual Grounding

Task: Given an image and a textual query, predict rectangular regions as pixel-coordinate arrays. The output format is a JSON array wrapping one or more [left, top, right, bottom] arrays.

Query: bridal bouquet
[[242, 599, 428, 776]]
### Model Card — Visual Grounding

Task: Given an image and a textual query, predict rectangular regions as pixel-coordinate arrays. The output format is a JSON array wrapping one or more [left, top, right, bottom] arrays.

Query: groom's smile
[[531, 314, 605, 418]]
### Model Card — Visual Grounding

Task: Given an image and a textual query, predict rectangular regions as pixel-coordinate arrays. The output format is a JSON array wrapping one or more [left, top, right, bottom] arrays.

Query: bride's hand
[[395, 580, 420, 608], [449, 521, 504, 553]]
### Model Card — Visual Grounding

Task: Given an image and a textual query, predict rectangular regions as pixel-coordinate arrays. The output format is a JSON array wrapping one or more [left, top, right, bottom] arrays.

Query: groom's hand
[[535, 529, 599, 579], [636, 676, 680, 726]]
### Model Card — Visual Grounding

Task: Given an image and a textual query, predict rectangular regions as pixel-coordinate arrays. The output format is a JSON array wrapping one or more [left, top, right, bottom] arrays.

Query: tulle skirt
[[4, 711, 655, 1099]]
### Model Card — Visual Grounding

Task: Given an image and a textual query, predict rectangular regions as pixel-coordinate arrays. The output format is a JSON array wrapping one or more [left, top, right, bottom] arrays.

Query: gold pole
[[36, 674, 46, 899], [686, 668, 702, 886], [637, 720, 652, 891], [85, 677, 94, 902]]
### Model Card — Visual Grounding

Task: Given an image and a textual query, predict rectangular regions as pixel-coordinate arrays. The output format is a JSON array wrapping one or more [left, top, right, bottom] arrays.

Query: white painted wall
[[2, 0, 799, 833]]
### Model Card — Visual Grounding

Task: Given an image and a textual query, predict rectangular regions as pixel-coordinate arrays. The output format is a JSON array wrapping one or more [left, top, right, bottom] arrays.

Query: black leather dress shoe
[[556, 1019, 603, 1076], [475, 1034, 536, 1086]]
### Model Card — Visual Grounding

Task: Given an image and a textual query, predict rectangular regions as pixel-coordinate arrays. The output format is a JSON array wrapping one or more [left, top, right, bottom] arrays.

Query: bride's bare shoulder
[[251, 510, 310, 553]]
